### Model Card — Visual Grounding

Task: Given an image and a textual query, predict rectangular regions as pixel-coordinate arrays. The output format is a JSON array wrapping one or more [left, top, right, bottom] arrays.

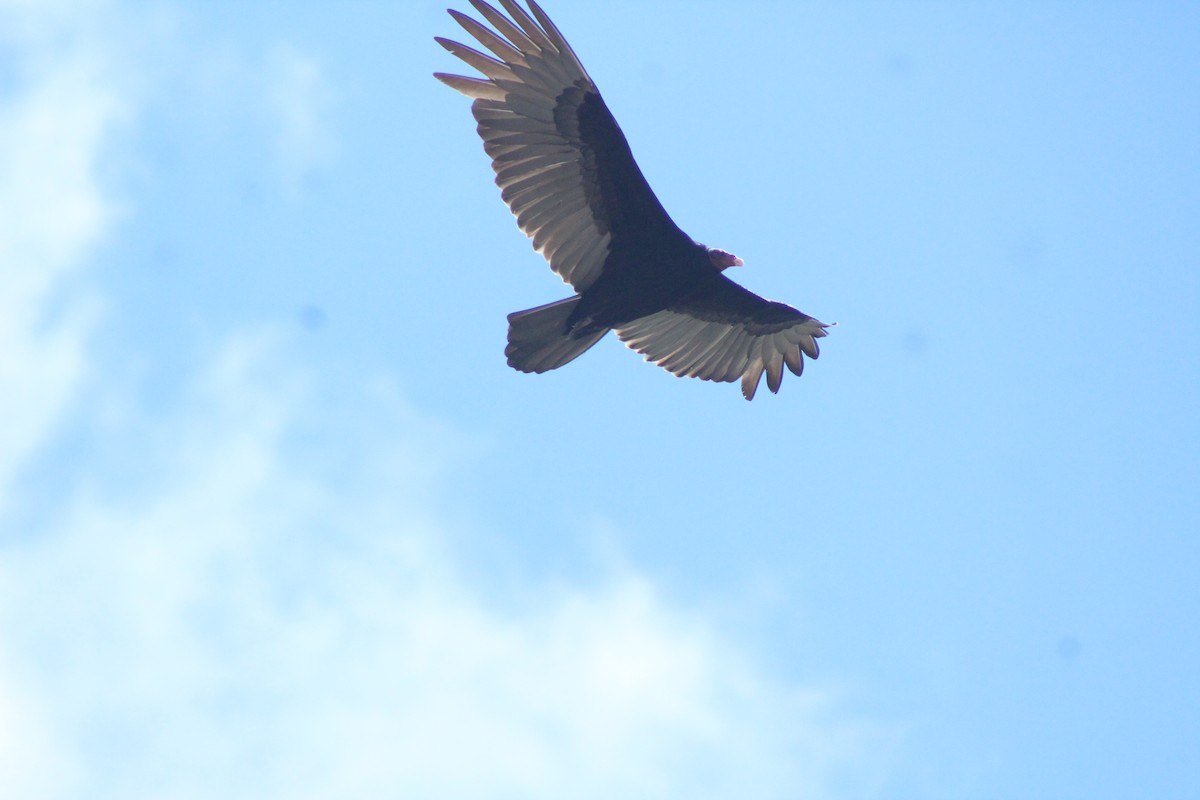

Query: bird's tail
[[506, 296, 608, 373]]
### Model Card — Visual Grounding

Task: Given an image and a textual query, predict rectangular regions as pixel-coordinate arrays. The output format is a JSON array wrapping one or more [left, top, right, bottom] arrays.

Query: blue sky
[[2, 1, 1198, 797]]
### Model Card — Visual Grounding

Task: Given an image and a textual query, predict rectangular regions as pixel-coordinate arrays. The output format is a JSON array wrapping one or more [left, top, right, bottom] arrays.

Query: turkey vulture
[[435, 0, 829, 399]]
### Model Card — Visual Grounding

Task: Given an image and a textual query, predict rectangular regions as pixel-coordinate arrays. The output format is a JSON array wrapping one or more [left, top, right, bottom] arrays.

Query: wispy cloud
[[0, 0, 130, 512], [2, 335, 889, 799], [264, 44, 334, 197]]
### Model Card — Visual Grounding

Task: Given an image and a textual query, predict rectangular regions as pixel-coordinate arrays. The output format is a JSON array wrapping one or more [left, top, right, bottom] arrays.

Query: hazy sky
[[2, 1, 1198, 798]]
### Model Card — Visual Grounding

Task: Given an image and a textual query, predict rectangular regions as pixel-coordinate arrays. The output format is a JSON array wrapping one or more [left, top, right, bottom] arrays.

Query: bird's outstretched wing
[[615, 275, 830, 400], [435, 0, 683, 292]]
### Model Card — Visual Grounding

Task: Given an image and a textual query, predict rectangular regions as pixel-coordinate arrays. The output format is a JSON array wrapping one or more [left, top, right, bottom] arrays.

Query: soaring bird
[[435, 0, 829, 399]]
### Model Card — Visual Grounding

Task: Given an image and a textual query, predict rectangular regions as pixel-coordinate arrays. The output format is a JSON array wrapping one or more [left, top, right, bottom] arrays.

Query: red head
[[707, 247, 744, 271]]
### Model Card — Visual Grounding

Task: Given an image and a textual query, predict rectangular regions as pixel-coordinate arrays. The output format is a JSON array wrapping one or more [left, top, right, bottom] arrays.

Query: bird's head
[[707, 247, 744, 271]]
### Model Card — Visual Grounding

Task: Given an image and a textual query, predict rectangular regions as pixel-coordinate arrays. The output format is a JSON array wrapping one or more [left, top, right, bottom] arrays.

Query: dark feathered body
[[569, 238, 717, 335]]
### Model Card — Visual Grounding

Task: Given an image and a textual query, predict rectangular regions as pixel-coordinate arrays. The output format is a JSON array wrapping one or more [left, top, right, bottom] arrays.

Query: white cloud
[[0, 657, 75, 800], [185, 37, 338, 197], [0, 0, 129, 511], [1, 336, 888, 800], [264, 44, 335, 197]]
